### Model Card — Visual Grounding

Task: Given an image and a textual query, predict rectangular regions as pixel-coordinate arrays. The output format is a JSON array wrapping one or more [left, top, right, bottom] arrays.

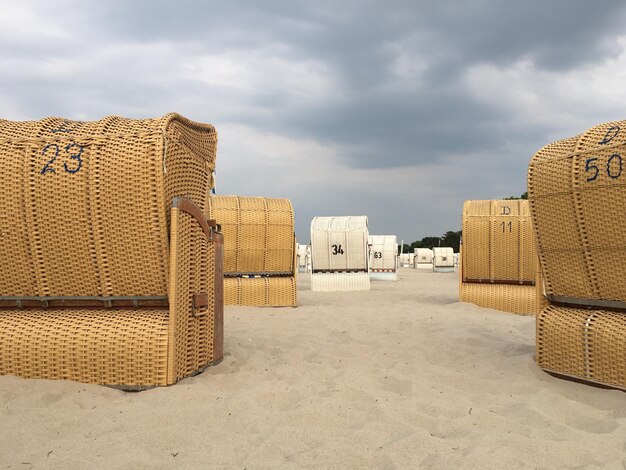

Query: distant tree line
[[399, 230, 462, 254], [504, 191, 528, 200]]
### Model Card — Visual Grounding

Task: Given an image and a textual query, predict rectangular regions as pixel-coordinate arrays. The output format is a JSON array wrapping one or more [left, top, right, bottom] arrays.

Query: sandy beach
[[1, 269, 625, 469]]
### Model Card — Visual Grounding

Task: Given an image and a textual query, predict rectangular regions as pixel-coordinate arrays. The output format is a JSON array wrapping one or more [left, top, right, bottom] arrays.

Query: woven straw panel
[[310, 272, 371, 292], [460, 282, 545, 315], [537, 305, 626, 389], [462, 199, 537, 283], [311, 216, 369, 272], [0, 114, 217, 298], [0, 203, 223, 387], [529, 120, 626, 301], [0, 308, 170, 386], [368, 235, 397, 272], [224, 277, 296, 307], [207, 196, 295, 275], [169, 207, 221, 383]]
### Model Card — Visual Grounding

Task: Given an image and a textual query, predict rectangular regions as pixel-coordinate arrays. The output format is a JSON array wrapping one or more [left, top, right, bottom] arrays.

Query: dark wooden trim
[[192, 293, 209, 317], [463, 278, 535, 286], [543, 369, 626, 392], [548, 295, 626, 312], [172, 196, 222, 243], [213, 241, 224, 362], [0, 296, 169, 309]]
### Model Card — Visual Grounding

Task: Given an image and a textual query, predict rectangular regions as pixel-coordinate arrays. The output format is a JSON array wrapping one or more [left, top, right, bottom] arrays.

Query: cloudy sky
[[2, 1, 626, 243]]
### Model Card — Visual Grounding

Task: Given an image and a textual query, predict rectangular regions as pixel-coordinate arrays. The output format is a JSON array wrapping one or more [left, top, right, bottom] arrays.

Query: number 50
[[585, 153, 622, 182]]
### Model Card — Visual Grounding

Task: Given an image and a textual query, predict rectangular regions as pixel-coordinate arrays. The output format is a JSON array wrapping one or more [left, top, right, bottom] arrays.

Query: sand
[[1, 269, 626, 469]]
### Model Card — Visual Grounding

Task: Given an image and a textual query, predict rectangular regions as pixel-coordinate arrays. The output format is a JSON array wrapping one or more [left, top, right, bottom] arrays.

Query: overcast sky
[[2, 1, 626, 243]]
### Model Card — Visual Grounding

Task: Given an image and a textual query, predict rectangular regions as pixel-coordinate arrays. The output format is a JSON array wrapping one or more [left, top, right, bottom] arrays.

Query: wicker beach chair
[[368, 235, 398, 281], [310, 216, 370, 292], [459, 199, 545, 315], [414, 248, 433, 269], [432, 247, 455, 273], [529, 120, 626, 389], [0, 113, 224, 389], [207, 195, 296, 307]]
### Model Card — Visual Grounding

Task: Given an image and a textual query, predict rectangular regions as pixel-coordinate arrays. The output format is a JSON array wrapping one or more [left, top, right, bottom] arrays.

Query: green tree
[[398, 244, 412, 255], [504, 192, 528, 200], [420, 236, 442, 249], [441, 230, 462, 252]]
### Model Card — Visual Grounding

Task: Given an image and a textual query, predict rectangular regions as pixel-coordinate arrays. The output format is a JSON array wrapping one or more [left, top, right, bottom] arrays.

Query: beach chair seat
[[0, 114, 223, 388]]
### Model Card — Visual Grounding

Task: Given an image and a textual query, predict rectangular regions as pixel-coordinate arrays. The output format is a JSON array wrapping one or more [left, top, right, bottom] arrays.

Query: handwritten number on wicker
[[607, 153, 622, 179], [599, 126, 620, 145], [51, 120, 73, 133], [40, 144, 60, 174], [500, 221, 512, 233], [63, 143, 83, 174], [40, 143, 83, 175], [331, 244, 344, 255], [585, 158, 599, 182]]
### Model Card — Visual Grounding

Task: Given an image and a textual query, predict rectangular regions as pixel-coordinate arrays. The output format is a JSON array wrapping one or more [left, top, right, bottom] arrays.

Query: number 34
[[585, 153, 622, 182], [331, 244, 344, 255]]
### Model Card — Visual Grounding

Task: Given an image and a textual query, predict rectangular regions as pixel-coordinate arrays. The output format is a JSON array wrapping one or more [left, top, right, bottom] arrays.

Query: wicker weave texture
[[537, 305, 626, 389], [310, 272, 371, 292], [528, 120, 626, 301], [224, 277, 296, 307], [368, 235, 397, 272], [207, 195, 294, 275], [462, 200, 537, 283], [0, 201, 224, 387], [0, 114, 217, 297], [311, 216, 369, 272], [0, 308, 170, 386], [460, 282, 544, 315]]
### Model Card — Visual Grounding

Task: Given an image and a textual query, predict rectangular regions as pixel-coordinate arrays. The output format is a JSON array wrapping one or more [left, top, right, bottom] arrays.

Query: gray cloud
[[1, 1, 626, 240]]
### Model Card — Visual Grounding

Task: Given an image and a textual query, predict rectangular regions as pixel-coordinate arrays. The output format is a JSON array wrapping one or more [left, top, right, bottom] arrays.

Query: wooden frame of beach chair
[[207, 195, 297, 307], [0, 114, 224, 389], [529, 120, 626, 389], [459, 199, 545, 315]]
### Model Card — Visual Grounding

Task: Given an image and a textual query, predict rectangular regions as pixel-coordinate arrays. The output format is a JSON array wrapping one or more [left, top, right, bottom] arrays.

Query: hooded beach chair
[[207, 195, 297, 307], [310, 216, 370, 292], [0, 113, 224, 389], [529, 119, 626, 389], [459, 199, 545, 315]]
